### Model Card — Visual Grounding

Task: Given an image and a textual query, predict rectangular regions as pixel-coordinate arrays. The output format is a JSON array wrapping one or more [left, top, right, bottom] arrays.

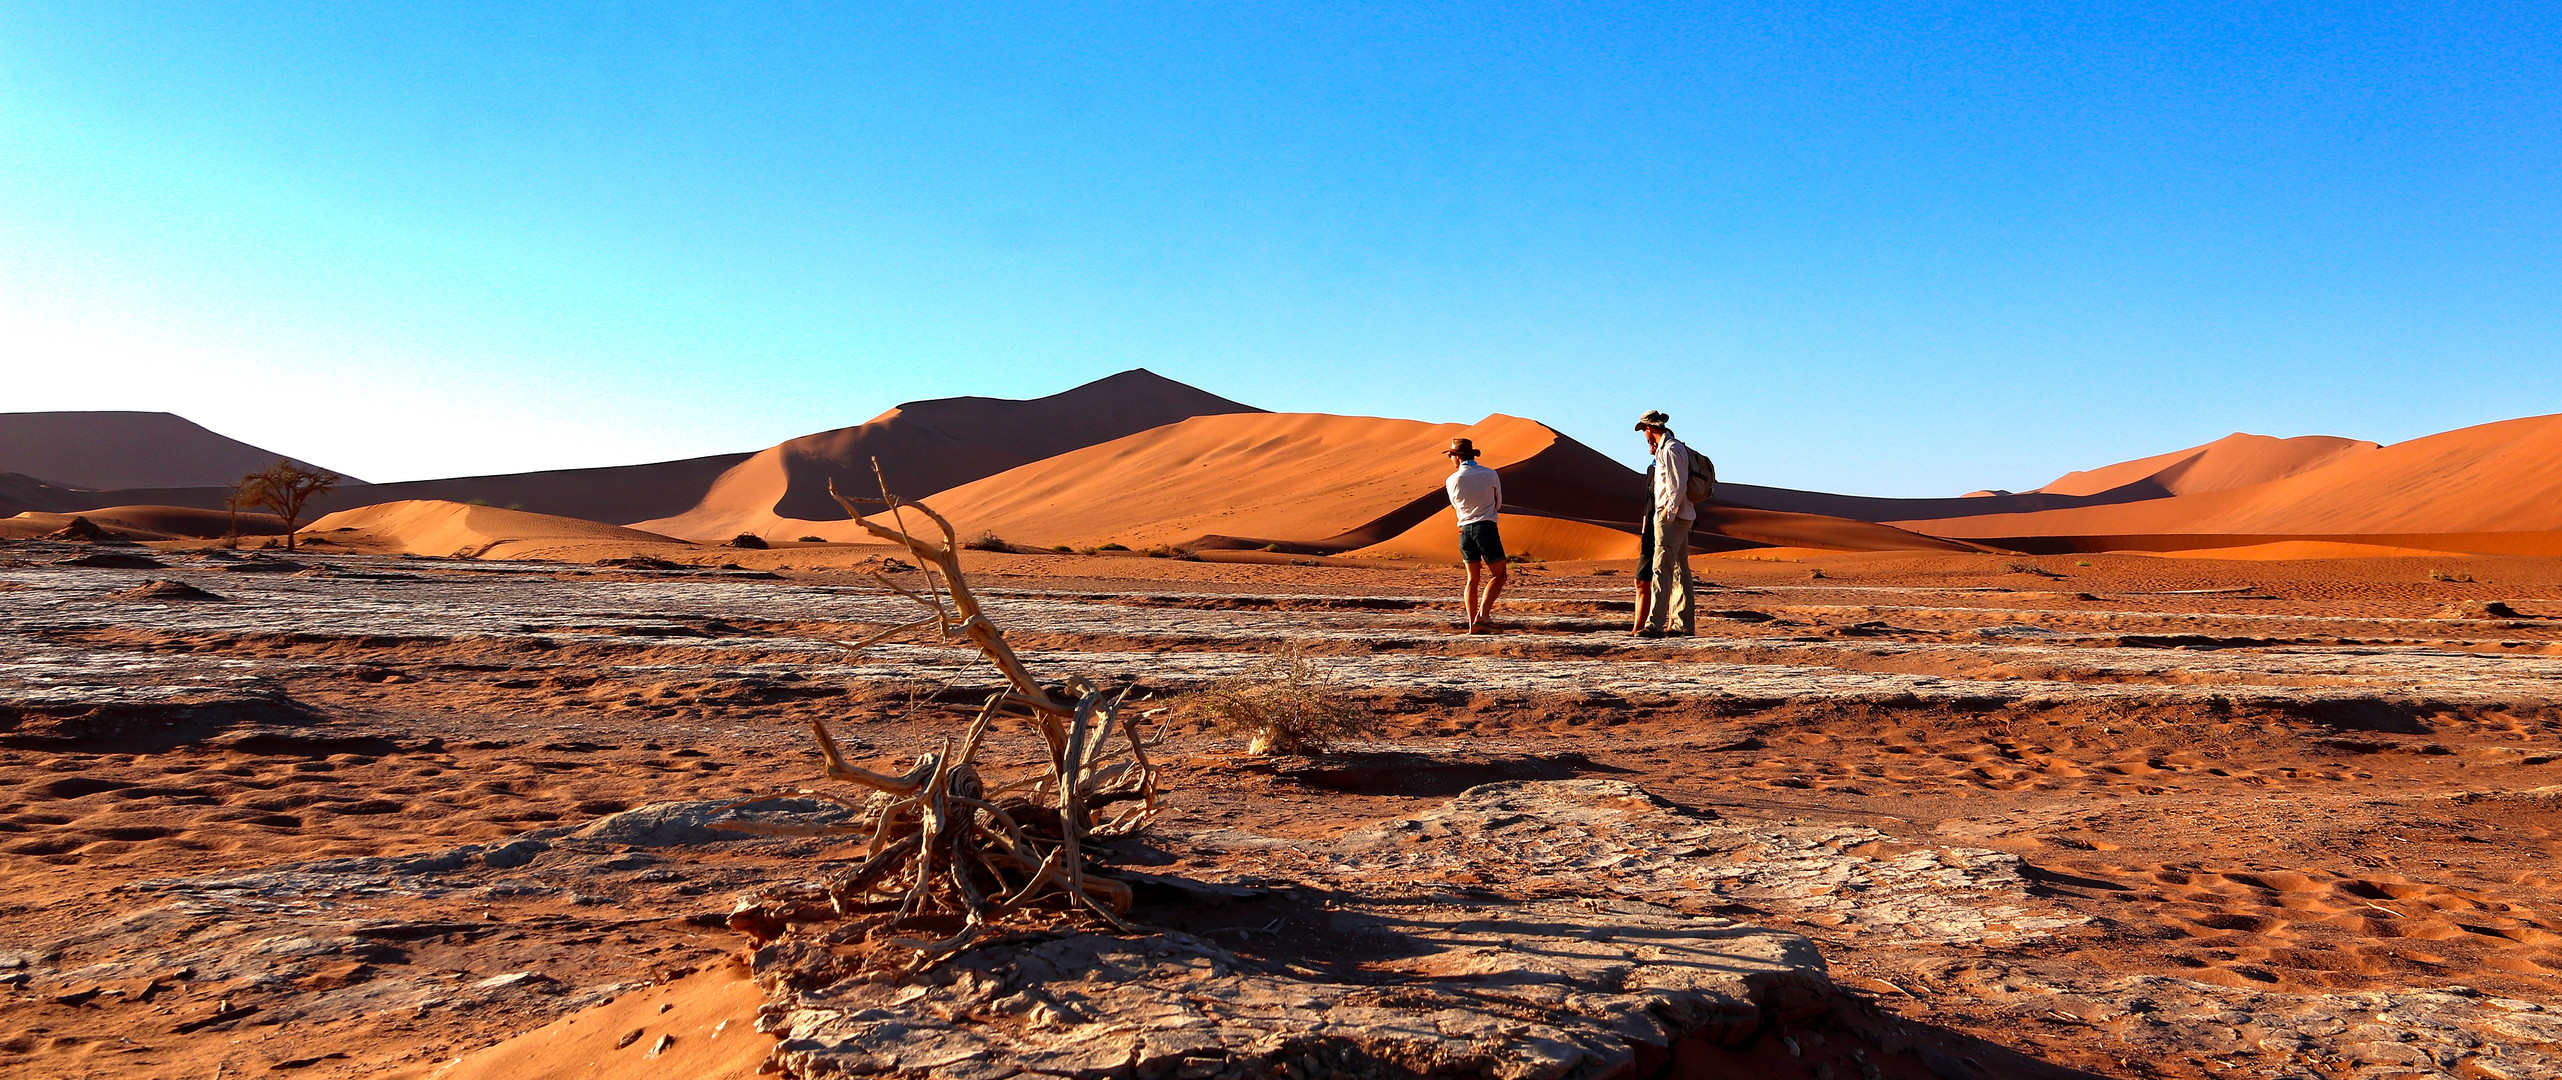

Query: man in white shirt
[[1634, 410, 1697, 637], [1443, 438, 1506, 635]]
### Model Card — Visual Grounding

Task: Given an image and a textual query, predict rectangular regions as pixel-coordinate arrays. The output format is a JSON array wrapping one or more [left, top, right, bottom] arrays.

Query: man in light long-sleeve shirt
[[1634, 410, 1697, 637], [1443, 438, 1506, 634]]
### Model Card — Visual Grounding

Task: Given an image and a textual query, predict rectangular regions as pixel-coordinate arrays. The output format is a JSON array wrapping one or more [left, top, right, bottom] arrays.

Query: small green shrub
[[1051, 544, 1075, 553], [1098, 542, 1129, 551]]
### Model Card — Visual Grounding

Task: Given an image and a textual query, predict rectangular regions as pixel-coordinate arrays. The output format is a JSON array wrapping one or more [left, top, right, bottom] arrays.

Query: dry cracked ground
[[4, 540, 2562, 1079]]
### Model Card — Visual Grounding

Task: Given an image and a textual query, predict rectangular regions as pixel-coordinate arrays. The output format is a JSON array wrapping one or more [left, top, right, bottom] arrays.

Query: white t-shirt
[[1446, 460, 1502, 526]]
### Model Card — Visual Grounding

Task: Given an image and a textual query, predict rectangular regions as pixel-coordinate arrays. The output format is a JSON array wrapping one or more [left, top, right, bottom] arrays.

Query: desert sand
[[635, 369, 1262, 544], [1894, 413, 2562, 542], [0, 506, 290, 542], [15, 381, 2562, 1079], [2030, 433, 2380, 499], [303, 500, 693, 561], [6, 537, 2562, 1079]]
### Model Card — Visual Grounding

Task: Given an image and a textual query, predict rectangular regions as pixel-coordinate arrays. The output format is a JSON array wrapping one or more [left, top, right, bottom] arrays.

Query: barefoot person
[[1634, 410, 1697, 637], [1443, 438, 1507, 634]]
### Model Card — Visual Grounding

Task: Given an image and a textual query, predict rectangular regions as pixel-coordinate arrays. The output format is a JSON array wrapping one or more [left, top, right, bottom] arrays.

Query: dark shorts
[[1458, 520, 1505, 563]]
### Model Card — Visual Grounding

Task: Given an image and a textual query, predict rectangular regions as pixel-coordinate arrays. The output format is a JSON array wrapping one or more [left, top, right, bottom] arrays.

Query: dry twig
[[728, 462, 1163, 971]]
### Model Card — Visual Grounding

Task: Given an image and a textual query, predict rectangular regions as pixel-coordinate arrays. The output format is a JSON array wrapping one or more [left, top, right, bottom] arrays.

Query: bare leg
[[1463, 560, 1486, 633], [1477, 559, 1509, 632]]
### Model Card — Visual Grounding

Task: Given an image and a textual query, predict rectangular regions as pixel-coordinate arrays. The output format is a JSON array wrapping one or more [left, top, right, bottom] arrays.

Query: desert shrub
[[1190, 642, 1376, 756], [2430, 568, 2475, 583], [967, 532, 1011, 552], [1260, 543, 1283, 553], [730, 533, 770, 549], [1142, 545, 1176, 558], [1098, 542, 1129, 551], [1051, 544, 1075, 553], [798, 535, 825, 543]]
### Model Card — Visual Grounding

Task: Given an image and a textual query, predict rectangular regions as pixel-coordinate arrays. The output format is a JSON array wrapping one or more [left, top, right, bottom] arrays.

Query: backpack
[[1683, 448, 1717, 504]]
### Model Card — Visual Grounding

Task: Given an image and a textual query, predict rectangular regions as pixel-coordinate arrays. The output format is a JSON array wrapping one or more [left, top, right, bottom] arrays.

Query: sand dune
[[2034, 432, 2378, 498], [1352, 504, 1983, 562], [1895, 412, 2562, 540], [894, 412, 1583, 551], [0, 410, 356, 490], [636, 369, 1262, 543], [1351, 510, 1646, 562], [306, 500, 689, 560], [903, 410, 1984, 559], [0, 506, 289, 541]]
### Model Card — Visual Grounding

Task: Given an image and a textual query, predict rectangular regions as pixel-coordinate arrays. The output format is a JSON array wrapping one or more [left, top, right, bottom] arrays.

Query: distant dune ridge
[[633, 369, 1265, 544], [1891, 413, 2562, 544], [306, 500, 687, 560], [2030, 432, 2380, 498], [11, 375, 2562, 561], [0, 505, 290, 542], [0, 411, 356, 490], [899, 410, 1984, 557]]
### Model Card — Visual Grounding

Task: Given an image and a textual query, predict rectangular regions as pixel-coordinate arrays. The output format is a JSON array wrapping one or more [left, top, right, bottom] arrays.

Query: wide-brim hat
[[1633, 409, 1671, 431], [1443, 437, 1481, 459]]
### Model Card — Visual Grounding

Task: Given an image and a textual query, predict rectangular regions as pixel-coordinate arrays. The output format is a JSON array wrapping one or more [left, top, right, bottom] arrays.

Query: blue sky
[[3, 3, 2556, 494]]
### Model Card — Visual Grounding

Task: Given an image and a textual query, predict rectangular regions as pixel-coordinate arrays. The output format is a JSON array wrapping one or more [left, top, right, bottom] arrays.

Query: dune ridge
[[1895, 412, 2562, 540], [0, 410, 357, 491], [635, 369, 1263, 543], [2033, 432, 2379, 498], [306, 500, 689, 560], [0, 506, 290, 541]]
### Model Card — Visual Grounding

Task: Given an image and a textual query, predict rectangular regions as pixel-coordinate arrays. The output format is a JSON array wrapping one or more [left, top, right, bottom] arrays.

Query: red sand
[[2033, 432, 2378, 498], [1898, 412, 2562, 540], [636, 369, 1260, 543]]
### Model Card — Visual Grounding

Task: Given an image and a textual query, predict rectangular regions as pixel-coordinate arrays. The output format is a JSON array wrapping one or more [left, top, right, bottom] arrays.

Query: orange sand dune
[[1352, 510, 1646, 562], [307, 501, 689, 560], [0, 505, 289, 541], [2143, 540, 2477, 560], [1694, 504, 1992, 554], [0, 410, 357, 490], [908, 409, 1985, 559], [396, 959, 771, 1080], [893, 412, 1582, 551], [1896, 412, 2562, 539], [2035, 433, 2378, 498], [637, 369, 1261, 543], [1959, 531, 2562, 558]]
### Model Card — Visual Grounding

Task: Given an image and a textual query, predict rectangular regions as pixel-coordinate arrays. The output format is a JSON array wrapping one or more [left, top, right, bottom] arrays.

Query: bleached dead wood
[[733, 465, 1162, 972]]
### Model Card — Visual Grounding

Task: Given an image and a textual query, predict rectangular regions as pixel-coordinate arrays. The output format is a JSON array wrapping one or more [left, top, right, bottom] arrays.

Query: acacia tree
[[234, 461, 340, 551]]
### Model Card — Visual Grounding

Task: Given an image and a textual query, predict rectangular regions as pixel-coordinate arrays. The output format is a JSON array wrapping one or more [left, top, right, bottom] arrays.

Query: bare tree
[[234, 461, 340, 551]]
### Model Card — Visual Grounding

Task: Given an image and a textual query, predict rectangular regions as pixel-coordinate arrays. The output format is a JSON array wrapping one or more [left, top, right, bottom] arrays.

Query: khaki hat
[[1634, 409, 1670, 431], [1443, 438, 1481, 459]]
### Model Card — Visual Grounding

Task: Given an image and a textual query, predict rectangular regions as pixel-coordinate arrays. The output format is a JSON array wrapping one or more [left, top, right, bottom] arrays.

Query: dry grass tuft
[[1192, 642, 1376, 756]]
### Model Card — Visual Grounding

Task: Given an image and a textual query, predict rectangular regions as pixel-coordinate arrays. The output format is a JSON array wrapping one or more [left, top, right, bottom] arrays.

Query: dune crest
[[0, 505, 289, 541], [636, 369, 1261, 543], [1896, 412, 2562, 541], [2035, 432, 2379, 498], [307, 500, 688, 560], [0, 410, 356, 491]]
